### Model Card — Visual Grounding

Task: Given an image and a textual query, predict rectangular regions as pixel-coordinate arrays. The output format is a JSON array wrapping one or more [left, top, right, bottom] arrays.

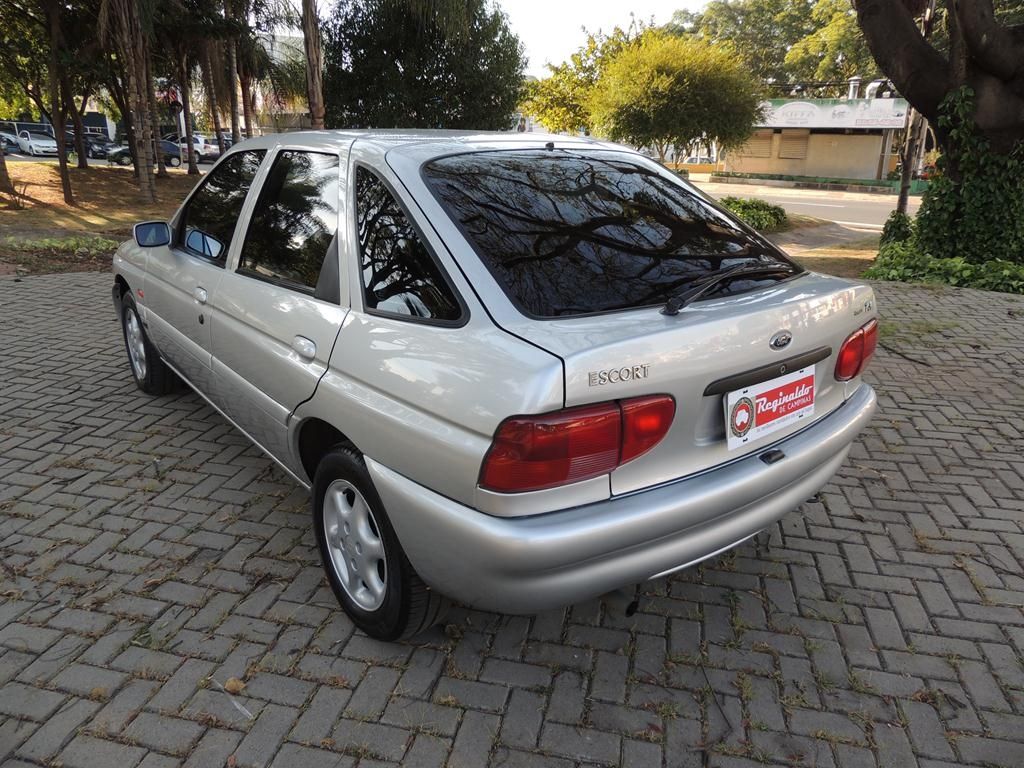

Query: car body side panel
[[295, 309, 564, 505], [209, 142, 352, 466]]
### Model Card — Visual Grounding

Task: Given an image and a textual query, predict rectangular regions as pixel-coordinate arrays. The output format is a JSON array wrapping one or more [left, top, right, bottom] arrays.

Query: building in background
[[726, 97, 909, 181]]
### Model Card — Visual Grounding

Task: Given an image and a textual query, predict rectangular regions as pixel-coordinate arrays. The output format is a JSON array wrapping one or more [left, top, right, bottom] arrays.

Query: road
[[693, 178, 921, 230]]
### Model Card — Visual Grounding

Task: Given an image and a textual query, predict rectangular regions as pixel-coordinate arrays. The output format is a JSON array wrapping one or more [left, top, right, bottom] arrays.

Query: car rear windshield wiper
[[661, 262, 799, 316]]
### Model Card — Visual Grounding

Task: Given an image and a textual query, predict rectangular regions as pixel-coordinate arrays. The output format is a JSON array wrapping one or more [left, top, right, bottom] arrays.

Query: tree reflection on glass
[[240, 151, 339, 292], [356, 168, 461, 321], [423, 150, 797, 317], [181, 150, 265, 262]]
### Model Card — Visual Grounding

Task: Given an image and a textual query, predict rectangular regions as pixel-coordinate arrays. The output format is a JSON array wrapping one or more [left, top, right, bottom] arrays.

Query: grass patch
[[793, 255, 874, 280], [1, 234, 121, 275], [0, 162, 194, 240]]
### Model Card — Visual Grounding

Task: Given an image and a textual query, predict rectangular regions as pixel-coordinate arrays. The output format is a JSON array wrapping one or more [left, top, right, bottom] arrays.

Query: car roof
[[228, 129, 622, 161]]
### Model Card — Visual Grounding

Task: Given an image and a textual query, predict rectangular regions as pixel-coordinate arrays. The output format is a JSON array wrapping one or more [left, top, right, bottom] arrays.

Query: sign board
[[758, 99, 909, 129]]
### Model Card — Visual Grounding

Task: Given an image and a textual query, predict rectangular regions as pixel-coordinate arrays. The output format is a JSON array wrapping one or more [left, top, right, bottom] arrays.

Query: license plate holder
[[725, 366, 815, 451]]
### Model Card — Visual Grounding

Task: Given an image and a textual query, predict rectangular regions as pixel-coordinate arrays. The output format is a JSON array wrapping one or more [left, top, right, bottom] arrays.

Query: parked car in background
[[0, 132, 18, 152], [107, 139, 182, 168], [163, 132, 214, 160], [17, 130, 58, 156], [83, 135, 117, 159], [112, 131, 877, 640]]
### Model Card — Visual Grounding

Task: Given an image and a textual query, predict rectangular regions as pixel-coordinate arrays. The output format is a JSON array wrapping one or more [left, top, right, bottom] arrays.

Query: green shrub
[[864, 239, 1024, 294], [719, 196, 788, 232], [915, 88, 1024, 265], [880, 210, 914, 246]]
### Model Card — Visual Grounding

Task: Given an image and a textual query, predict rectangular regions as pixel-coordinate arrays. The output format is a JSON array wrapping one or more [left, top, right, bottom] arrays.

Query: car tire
[[168, 156, 181, 168], [120, 293, 177, 395], [313, 446, 448, 640], [117, 154, 131, 166]]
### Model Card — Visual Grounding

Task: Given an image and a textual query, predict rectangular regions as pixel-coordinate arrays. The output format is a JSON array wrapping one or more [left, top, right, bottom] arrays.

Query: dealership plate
[[725, 366, 815, 451]]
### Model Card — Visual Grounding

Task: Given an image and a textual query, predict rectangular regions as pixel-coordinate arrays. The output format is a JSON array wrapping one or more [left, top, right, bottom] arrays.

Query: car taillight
[[480, 395, 675, 493], [835, 319, 878, 381]]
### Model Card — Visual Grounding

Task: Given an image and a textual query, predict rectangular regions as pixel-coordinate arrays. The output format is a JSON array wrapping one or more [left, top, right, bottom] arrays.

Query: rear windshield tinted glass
[[422, 150, 796, 317]]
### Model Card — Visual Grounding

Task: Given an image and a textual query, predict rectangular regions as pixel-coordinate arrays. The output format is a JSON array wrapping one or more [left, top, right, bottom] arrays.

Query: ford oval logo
[[770, 330, 792, 350]]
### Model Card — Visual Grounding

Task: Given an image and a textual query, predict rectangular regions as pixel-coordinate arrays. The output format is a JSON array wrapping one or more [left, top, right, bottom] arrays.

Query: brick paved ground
[[1, 272, 1023, 768]]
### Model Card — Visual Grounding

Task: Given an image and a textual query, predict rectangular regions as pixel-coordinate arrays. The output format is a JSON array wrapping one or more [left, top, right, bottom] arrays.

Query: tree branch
[[955, 0, 1024, 81], [854, 0, 951, 121]]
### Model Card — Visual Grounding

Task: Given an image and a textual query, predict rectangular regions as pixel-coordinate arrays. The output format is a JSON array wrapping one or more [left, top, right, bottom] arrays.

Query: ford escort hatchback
[[112, 131, 877, 639]]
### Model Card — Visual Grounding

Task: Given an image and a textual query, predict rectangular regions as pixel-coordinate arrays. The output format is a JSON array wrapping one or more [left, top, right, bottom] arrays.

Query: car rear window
[[421, 149, 798, 318]]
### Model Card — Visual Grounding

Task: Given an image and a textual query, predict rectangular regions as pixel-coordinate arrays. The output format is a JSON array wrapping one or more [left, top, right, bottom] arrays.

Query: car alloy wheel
[[118, 154, 131, 166], [123, 306, 148, 382], [321, 479, 387, 611], [168, 156, 181, 168]]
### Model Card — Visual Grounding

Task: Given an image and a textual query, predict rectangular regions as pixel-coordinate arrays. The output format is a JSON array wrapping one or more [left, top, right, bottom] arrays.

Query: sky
[[502, 0, 707, 78]]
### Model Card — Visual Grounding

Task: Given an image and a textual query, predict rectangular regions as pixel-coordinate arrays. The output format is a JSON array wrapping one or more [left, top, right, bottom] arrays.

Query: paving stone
[[0, 681, 67, 721], [15, 697, 101, 762], [123, 711, 205, 755], [233, 703, 297, 768], [3, 276, 1024, 768], [269, 742, 355, 768], [57, 734, 147, 768], [539, 722, 621, 764], [181, 729, 244, 768]]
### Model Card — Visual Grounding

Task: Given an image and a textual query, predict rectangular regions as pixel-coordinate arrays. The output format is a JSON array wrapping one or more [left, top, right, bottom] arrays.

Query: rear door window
[[238, 150, 340, 301], [179, 149, 265, 265], [422, 149, 799, 318], [355, 166, 462, 322]]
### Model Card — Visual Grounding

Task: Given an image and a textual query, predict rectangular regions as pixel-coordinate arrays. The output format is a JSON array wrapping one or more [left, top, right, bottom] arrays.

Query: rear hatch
[[497, 274, 873, 495], [418, 145, 876, 495]]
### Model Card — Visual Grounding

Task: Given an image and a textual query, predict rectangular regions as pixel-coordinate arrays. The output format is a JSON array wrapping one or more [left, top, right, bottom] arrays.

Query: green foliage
[[916, 88, 1024, 266], [783, 0, 878, 81], [719, 196, 789, 232], [520, 26, 638, 135], [683, 0, 816, 83], [323, 0, 525, 130], [880, 210, 914, 246], [4, 235, 119, 255], [865, 239, 1024, 294], [588, 33, 763, 160]]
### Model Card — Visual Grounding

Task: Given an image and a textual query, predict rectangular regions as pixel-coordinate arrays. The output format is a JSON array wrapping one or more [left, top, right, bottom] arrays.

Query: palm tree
[[301, 0, 324, 129]]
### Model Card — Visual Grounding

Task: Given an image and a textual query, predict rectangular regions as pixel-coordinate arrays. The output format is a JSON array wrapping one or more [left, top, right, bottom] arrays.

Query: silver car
[[112, 131, 877, 640]]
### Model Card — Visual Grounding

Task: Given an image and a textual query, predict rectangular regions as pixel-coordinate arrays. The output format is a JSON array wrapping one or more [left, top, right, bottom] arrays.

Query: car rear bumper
[[368, 383, 876, 614]]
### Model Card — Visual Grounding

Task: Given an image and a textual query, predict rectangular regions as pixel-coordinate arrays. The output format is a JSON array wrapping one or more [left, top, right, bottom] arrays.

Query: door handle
[[292, 336, 316, 359], [193, 287, 208, 304]]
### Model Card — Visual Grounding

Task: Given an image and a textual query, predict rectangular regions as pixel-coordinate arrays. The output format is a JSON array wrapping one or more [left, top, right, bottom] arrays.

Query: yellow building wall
[[726, 132, 886, 180]]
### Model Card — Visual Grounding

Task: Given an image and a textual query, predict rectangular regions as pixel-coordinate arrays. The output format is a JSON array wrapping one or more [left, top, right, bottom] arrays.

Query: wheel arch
[[297, 417, 358, 484]]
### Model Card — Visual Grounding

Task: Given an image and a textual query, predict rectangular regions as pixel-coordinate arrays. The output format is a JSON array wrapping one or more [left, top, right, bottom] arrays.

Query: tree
[[785, 0, 879, 82], [855, 0, 1023, 153], [323, 0, 525, 130], [690, 0, 816, 83], [855, 0, 1024, 265], [521, 25, 639, 135], [101, 0, 158, 202], [301, 0, 324, 129], [589, 32, 764, 161]]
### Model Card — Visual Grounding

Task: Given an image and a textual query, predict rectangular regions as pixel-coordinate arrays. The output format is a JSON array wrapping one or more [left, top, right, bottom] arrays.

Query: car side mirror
[[134, 221, 171, 248]]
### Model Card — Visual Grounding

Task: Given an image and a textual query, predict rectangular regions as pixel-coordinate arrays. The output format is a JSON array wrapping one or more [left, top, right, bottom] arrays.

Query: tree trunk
[[0, 147, 14, 197], [115, 0, 156, 202], [302, 0, 325, 129], [181, 57, 199, 175], [144, 51, 168, 178], [46, 1, 73, 205], [224, 0, 241, 143], [64, 76, 89, 169], [203, 46, 226, 153], [240, 71, 253, 138]]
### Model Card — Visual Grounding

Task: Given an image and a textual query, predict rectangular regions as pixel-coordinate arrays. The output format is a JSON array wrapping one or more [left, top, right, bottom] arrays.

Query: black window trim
[[353, 161, 468, 328], [175, 148, 267, 268], [234, 148, 343, 304], [418, 147, 805, 322]]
